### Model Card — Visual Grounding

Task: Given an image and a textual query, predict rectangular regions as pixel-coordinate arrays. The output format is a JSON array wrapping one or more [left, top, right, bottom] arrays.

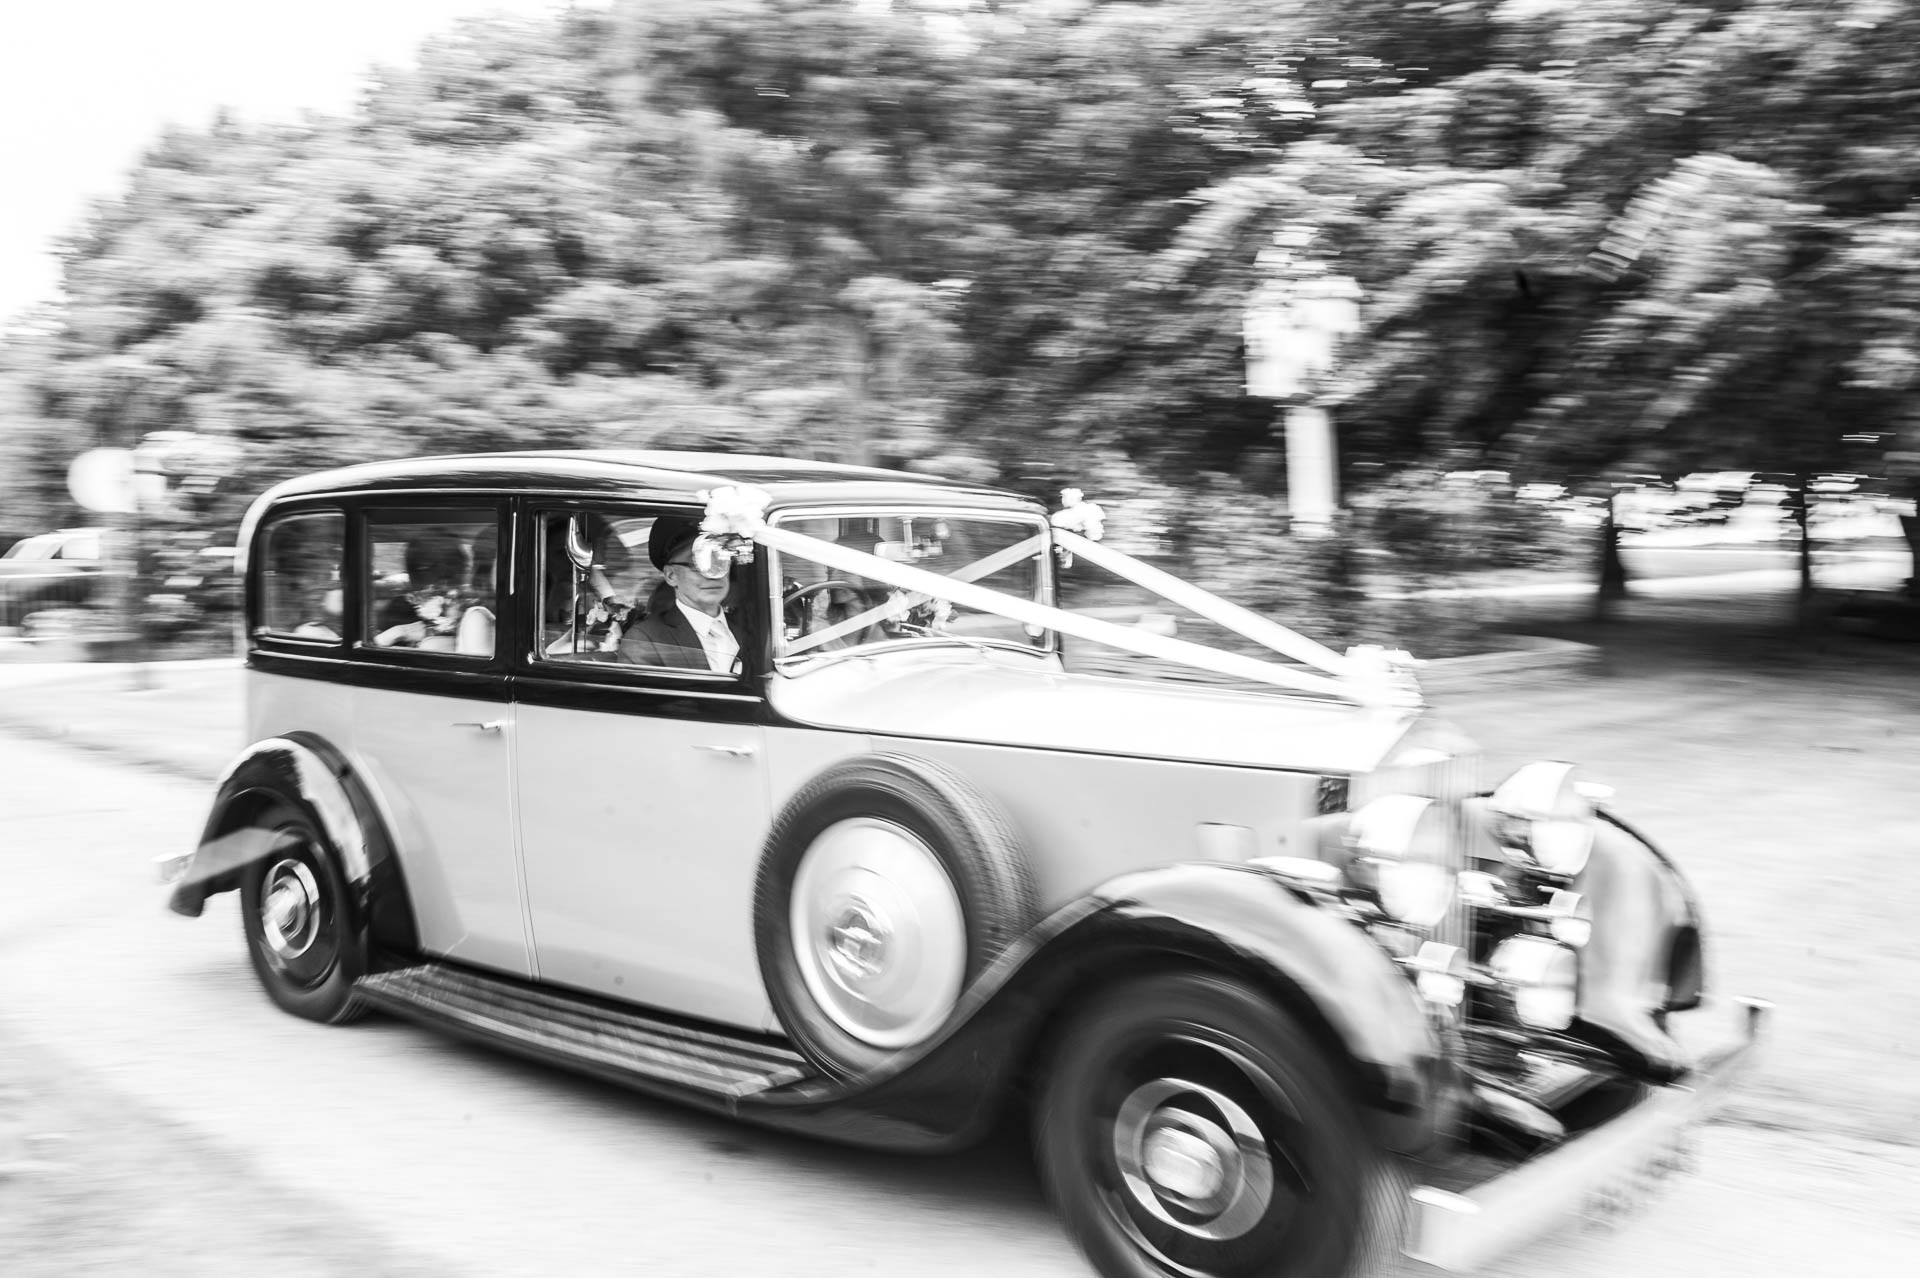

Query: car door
[[512, 503, 776, 1031], [348, 501, 530, 977]]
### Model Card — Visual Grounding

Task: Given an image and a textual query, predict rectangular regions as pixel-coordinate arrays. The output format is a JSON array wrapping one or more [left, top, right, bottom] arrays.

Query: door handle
[[695, 744, 757, 758], [453, 720, 508, 733]]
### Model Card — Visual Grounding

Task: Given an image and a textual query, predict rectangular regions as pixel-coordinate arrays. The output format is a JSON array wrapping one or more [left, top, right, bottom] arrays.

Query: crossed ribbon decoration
[[698, 484, 1421, 709]]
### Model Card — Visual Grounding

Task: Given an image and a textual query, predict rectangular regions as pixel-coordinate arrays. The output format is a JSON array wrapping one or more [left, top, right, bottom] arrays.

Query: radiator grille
[[1349, 746, 1479, 987]]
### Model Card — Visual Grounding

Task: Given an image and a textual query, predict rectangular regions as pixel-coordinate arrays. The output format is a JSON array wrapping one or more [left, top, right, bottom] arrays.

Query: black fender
[[1573, 811, 1705, 1081], [739, 861, 1442, 1155], [169, 733, 418, 955], [1458, 795, 1707, 1083]]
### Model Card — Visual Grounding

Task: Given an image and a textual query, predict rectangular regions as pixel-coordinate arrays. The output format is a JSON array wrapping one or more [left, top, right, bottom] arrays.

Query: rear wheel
[[238, 802, 368, 1025], [1036, 973, 1371, 1278]]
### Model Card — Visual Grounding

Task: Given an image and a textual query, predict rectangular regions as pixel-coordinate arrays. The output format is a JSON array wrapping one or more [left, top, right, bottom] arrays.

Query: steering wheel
[[783, 580, 860, 638]]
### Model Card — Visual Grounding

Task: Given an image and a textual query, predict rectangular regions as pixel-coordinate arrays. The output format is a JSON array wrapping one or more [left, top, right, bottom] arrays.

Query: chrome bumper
[[1405, 996, 1770, 1272]]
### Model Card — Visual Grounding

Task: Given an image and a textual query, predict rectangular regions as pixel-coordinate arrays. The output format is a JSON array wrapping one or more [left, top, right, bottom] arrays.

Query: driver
[[618, 516, 747, 673]]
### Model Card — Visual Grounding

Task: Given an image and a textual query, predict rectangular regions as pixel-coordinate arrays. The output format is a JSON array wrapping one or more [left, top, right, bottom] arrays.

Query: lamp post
[[1243, 229, 1361, 535]]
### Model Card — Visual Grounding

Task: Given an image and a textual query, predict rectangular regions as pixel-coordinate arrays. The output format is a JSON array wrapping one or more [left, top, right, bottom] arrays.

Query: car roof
[[259, 449, 1039, 514]]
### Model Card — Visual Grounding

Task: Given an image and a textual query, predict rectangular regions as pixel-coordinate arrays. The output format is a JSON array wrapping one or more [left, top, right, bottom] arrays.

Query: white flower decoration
[[700, 485, 773, 538], [1051, 488, 1106, 541], [1345, 644, 1424, 704]]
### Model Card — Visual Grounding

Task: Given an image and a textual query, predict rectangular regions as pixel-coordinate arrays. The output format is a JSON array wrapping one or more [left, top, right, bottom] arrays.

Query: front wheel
[[238, 802, 369, 1024], [1036, 973, 1372, 1278]]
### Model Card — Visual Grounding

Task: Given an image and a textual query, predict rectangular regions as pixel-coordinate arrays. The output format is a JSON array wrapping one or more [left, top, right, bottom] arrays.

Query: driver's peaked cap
[[648, 516, 702, 571]]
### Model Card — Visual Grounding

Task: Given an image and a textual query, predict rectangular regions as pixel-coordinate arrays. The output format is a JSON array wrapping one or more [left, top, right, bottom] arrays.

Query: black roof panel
[[259, 450, 1034, 514]]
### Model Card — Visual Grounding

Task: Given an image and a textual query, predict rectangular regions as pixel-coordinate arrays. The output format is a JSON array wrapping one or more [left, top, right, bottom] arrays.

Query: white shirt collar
[[675, 598, 738, 672], [675, 599, 727, 636]]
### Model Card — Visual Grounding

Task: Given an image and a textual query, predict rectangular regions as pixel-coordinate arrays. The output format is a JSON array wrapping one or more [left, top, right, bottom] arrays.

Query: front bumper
[[1405, 995, 1769, 1272]]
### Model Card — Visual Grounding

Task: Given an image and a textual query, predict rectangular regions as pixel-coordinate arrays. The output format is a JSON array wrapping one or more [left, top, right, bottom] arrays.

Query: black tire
[[238, 799, 369, 1025], [1036, 972, 1372, 1278], [754, 753, 1037, 1079]]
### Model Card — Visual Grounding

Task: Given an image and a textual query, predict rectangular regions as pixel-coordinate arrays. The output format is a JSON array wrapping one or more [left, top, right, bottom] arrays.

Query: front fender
[[1574, 812, 1703, 1080], [169, 734, 416, 953], [1057, 862, 1443, 1138], [744, 862, 1442, 1154]]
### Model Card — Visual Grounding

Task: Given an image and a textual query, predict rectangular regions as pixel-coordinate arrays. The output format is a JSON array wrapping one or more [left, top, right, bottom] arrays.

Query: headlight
[[1346, 794, 1455, 929], [1489, 934, 1579, 1030], [1488, 761, 1596, 877]]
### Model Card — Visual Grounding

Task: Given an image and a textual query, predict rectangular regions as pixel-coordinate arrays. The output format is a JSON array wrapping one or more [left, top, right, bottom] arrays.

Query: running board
[[356, 964, 813, 1102]]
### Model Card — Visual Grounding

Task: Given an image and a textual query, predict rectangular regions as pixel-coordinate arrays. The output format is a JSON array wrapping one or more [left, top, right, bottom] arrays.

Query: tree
[[9, 0, 1920, 631]]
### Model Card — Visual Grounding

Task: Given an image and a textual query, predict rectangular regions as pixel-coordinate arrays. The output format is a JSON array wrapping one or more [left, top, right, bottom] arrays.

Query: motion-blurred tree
[[4, 0, 1918, 632]]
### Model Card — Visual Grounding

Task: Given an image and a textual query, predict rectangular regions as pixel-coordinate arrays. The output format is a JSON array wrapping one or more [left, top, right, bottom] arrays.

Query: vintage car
[[160, 451, 1764, 1278]]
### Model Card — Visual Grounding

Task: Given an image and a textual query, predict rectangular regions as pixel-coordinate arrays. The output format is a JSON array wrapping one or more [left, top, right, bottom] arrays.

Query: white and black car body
[[162, 451, 1765, 1278]]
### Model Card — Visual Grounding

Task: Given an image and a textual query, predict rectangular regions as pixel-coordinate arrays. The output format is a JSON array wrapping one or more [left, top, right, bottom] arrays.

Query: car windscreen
[[771, 512, 1050, 660]]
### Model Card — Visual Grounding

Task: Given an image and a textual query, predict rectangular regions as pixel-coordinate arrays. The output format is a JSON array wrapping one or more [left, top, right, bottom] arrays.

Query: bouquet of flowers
[[576, 592, 639, 650], [407, 588, 477, 637]]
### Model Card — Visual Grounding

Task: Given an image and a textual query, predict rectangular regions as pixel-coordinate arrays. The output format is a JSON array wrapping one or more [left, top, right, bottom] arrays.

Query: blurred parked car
[[0, 527, 123, 634]]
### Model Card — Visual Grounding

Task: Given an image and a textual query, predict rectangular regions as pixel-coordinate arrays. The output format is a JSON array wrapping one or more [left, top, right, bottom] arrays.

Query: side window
[[534, 507, 744, 675], [364, 511, 498, 657], [536, 510, 662, 664], [259, 511, 345, 641]]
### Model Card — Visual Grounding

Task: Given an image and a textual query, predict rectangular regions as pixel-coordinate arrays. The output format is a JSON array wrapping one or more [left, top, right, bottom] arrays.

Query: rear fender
[[170, 734, 417, 953]]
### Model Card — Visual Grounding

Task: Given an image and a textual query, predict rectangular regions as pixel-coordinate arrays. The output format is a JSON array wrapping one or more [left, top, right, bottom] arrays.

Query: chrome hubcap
[[790, 818, 966, 1049], [826, 902, 890, 984], [260, 857, 322, 963], [1142, 1123, 1228, 1202], [1114, 1077, 1274, 1241]]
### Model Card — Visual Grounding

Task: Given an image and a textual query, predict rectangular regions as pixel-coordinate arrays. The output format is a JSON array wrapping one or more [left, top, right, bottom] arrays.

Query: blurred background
[[4, 6, 1919, 1276], [3, 0, 1918, 666]]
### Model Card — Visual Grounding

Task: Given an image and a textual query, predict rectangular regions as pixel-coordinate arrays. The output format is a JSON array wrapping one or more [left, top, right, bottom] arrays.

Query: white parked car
[[161, 451, 1764, 1278]]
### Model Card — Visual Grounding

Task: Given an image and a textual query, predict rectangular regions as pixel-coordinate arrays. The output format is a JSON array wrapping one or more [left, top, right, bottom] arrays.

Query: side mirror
[[564, 516, 596, 572]]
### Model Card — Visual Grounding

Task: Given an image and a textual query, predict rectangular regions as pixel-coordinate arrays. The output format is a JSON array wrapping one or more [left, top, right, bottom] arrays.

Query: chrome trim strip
[[515, 676, 761, 704]]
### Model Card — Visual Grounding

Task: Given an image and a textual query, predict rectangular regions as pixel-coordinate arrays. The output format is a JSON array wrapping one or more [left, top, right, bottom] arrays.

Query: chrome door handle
[[696, 744, 757, 758], [453, 720, 508, 733]]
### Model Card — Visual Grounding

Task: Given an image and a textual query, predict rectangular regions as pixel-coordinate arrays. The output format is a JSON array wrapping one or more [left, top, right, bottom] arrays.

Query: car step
[[355, 964, 813, 1101]]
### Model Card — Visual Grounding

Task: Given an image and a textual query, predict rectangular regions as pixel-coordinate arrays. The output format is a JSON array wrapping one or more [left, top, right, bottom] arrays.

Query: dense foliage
[[3, 0, 1916, 646]]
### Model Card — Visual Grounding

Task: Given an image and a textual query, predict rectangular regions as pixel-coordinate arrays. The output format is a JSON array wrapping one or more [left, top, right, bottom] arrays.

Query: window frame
[[764, 504, 1059, 670], [351, 501, 509, 672], [249, 504, 349, 651], [513, 498, 762, 692]]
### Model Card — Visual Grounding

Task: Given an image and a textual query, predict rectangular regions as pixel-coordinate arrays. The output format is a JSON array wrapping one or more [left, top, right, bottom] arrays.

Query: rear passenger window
[[364, 511, 498, 658], [259, 511, 345, 641]]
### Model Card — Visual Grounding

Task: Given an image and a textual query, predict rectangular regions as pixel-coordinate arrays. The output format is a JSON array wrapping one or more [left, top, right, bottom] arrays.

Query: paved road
[[3, 645, 1917, 1278]]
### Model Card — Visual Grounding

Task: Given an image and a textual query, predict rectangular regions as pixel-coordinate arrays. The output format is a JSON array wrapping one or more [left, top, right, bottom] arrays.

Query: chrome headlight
[[1488, 761, 1596, 878], [1489, 934, 1579, 1030], [1346, 794, 1455, 929]]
